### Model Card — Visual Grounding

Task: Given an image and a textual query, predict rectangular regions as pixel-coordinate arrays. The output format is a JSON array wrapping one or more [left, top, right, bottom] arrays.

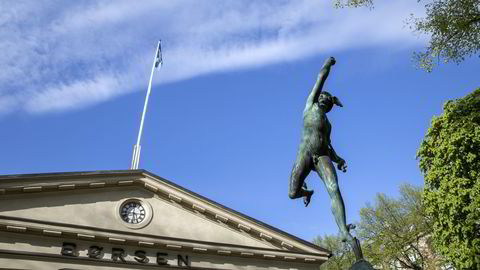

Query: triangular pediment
[[0, 170, 330, 264]]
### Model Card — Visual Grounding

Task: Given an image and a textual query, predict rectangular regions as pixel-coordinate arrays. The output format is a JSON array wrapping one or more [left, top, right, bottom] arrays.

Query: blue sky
[[0, 1, 478, 241]]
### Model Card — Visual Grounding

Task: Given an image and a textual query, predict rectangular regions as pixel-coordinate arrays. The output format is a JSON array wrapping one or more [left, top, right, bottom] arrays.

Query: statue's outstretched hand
[[337, 159, 347, 173], [325, 57, 336, 67]]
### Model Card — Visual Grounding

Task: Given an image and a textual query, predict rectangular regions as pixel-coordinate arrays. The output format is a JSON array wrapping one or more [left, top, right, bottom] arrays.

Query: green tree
[[417, 88, 480, 269], [357, 184, 448, 270], [334, 0, 480, 72], [410, 0, 480, 72], [313, 234, 355, 270]]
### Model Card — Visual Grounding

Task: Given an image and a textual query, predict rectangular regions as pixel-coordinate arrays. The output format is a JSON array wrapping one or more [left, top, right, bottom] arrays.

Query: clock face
[[120, 201, 146, 224]]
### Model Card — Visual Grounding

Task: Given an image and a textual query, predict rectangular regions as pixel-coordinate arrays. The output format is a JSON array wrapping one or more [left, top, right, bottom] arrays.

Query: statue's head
[[318, 91, 343, 112]]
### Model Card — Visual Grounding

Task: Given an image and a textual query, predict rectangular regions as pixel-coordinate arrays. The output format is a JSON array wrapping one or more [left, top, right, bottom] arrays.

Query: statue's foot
[[303, 190, 314, 207]]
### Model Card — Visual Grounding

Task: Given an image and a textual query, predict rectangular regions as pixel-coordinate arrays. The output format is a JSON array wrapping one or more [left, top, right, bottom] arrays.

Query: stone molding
[[0, 170, 331, 264], [0, 216, 327, 264]]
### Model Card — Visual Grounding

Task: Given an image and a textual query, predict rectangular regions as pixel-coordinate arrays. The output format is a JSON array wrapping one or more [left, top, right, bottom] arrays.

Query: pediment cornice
[[0, 170, 331, 262], [0, 215, 327, 264]]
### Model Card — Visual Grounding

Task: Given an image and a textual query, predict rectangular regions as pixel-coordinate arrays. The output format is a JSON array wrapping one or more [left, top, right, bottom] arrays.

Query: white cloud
[[25, 74, 125, 113], [0, 0, 426, 114]]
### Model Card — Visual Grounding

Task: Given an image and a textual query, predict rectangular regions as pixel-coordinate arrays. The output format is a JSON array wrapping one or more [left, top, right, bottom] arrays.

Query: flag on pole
[[154, 41, 163, 68], [130, 40, 163, 170]]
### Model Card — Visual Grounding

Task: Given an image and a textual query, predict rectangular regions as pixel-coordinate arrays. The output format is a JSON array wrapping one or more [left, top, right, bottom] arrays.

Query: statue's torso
[[301, 103, 331, 155]]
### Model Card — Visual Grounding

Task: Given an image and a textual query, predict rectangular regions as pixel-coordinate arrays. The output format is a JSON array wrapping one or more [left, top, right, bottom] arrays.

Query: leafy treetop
[[417, 88, 480, 269], [334, 0, 480, 72]]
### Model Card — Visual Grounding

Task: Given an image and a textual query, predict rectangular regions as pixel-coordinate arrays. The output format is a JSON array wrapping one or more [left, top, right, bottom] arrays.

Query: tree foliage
[[357, 184, 447, 270], [315, 185, 451, 269], [417, 88, 480, 269], [313, 234, 355, 270], [410, 0, 480, 72], [334, 0, 480, 72]]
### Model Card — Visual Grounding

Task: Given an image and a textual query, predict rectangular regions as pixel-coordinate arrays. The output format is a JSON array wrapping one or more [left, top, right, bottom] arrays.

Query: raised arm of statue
[[305, 57, 336, 111]]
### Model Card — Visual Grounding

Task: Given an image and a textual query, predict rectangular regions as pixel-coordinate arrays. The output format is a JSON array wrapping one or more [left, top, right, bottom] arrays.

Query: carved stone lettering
[[156, 252, 169, 265], [58, 242, 194, 267], [134, 250, 149, 264], [111, 248, 127, 262], [177, 254, 190, 267], [87, 246, 103, 259], [61, 243, 77, 257]]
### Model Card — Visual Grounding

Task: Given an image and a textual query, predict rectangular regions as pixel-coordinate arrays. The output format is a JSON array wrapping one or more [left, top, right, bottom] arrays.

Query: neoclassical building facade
[[0, 170, 330, 269]]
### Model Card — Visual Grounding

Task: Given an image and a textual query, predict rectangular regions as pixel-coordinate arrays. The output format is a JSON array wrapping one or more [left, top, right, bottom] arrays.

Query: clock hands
[[120, 201, 147, 224]]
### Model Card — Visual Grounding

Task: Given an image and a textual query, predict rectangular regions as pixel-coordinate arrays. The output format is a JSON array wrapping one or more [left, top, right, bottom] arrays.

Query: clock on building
[[120, 201, 146, 224], [117, 199, 153, 229]]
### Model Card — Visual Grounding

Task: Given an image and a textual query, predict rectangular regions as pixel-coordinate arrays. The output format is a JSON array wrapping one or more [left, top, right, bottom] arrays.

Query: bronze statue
[[289, 57, 372, 269], [288, 56, 353, 240]]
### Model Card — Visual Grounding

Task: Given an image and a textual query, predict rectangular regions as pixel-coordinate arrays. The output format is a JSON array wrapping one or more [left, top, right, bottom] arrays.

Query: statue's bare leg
[[289, 152, 314, 206], [313, 155, 354, 242]]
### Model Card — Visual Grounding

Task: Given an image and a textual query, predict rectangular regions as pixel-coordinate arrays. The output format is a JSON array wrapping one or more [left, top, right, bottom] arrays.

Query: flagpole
[[131, 40, 162, 170]]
